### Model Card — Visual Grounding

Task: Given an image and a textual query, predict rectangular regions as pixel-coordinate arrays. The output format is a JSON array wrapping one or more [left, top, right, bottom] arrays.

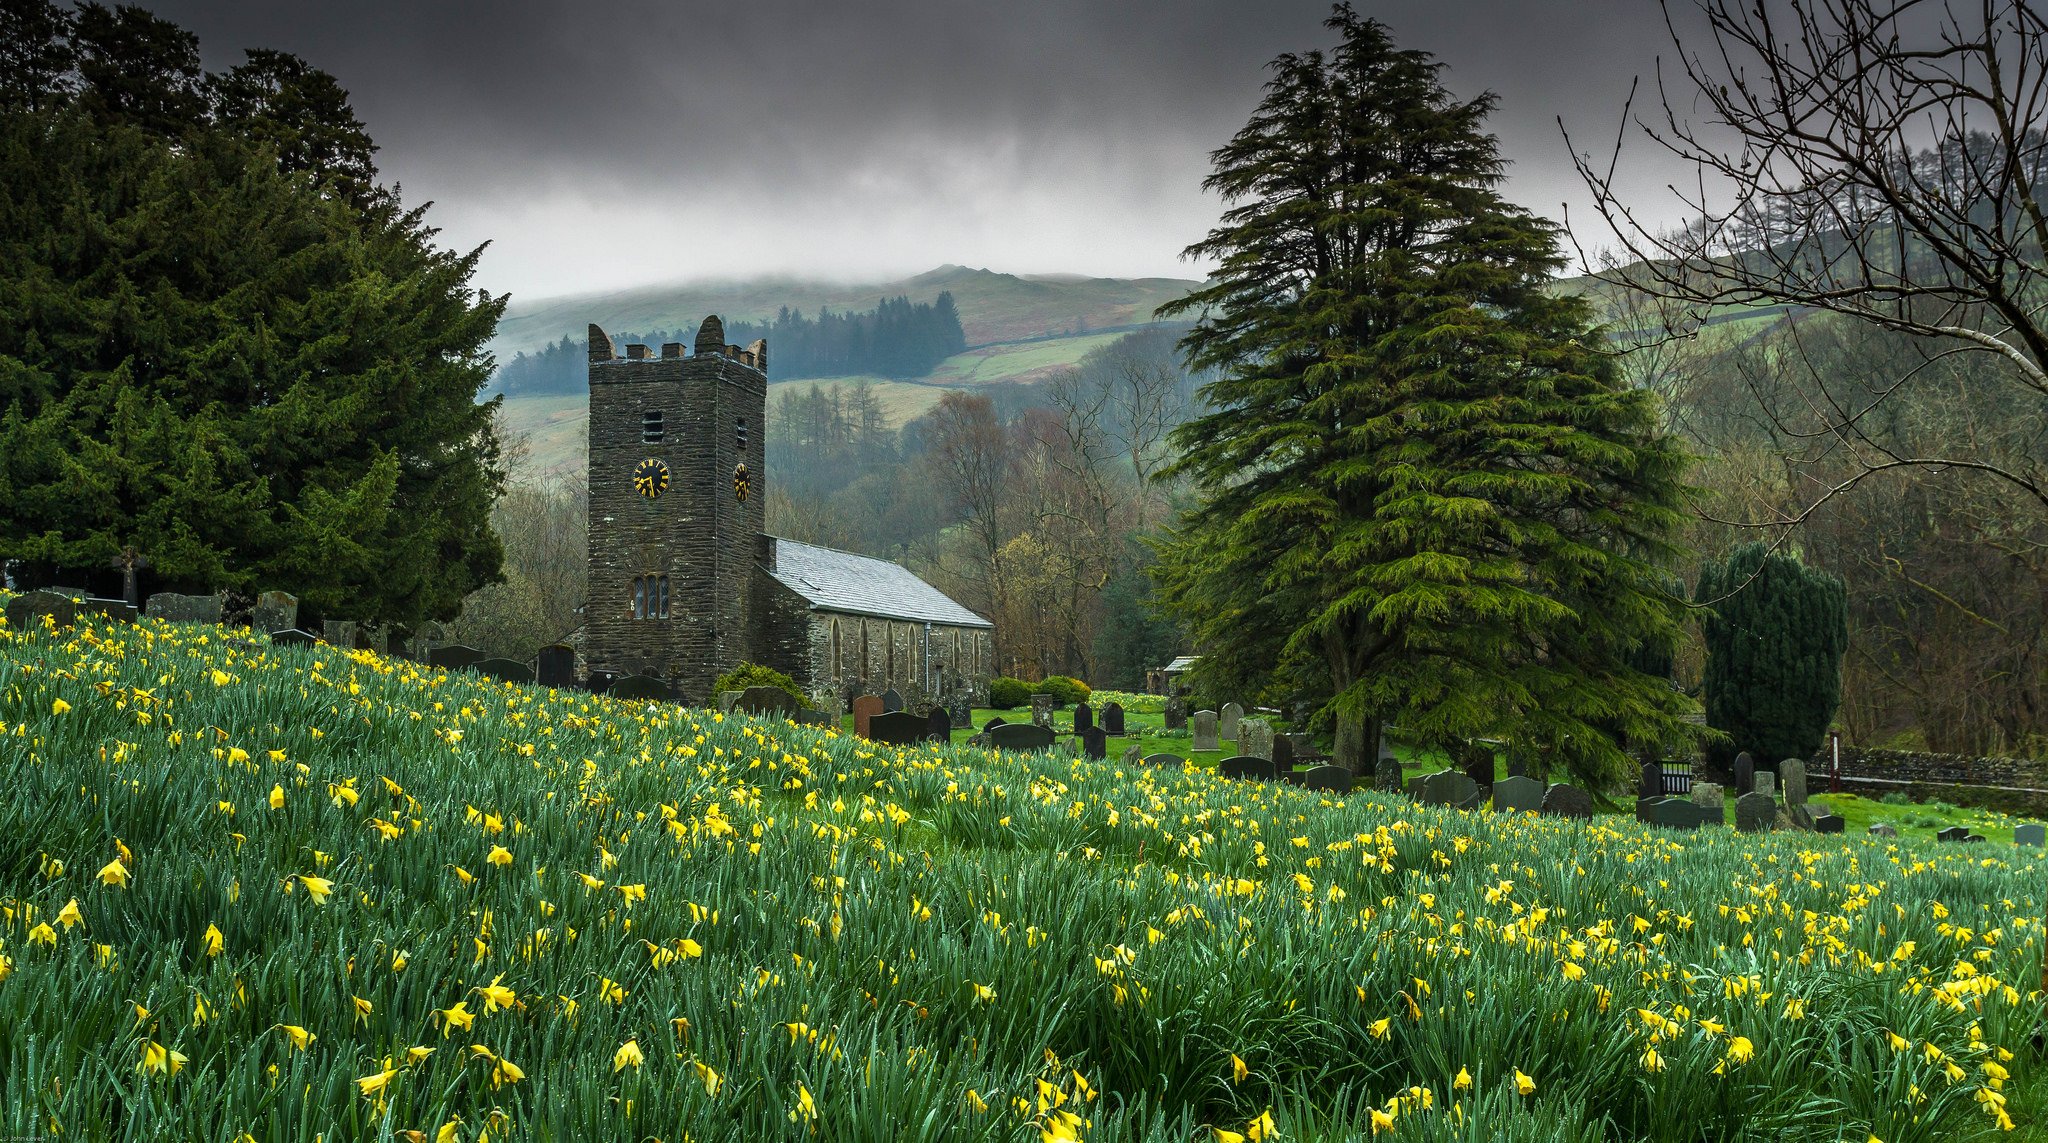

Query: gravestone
[[251, 590, 298, 633], [928, 707, 953, 743], [76, 598, 135, 624], [1736, 791, 1777, 833], [608, 675, 673, 701], [1753, 771, 1775, 798], [795, 709, 836, 728], [989, 723, 1057, 752], [1163, 696, 1187, 731], [1191, 710, 1220, 752], [981, 716, 1007, 731], [269, 628, 319, 645], [1080, 725, 1106, 760], [1868, 823, 1900, 838], [586, 671, 619, 695], [145, 592, 223, 624], [429, 645, 487, 671], [1646, 797, 1720, 830], [881, 688, 904, 714], [321, 620, 356, 648], [1141, 752, 1186, 768], [1506, 756, 1528, 780], [717, 691, 742, 712], [1271, 734, 1295, 771], [1811, 812, 1845, 834], [1238, 719, 1275, 761], [1220, 702, 1244, 742], [2015, 823, 2045, 847], [1374, 756, 1404, 794], [736, 686, 801, 718], [1031, 694, 1055, 729], [1491, 775, 1545, 814], [1935, 825, 1967, 843], [1540, 783, 1595, 819], [946, 694, 972, 731], [866, 711, 929, 745], [1639, 760, 1664, 801], [1733, 752, 1755, 795], [1463, 742, 1495, 796], [1073, 703, 1094, 734], [1121, 744, 1142, 765], [1692, 782, 1724, 810], [5, 590, 80, 632], [852, 695, 883, 739], [1302, 765, 1354, 794], [1218, 756, 1277, 781], [1101, 702, 1126, 736], [1415, 768, 1482, 810], [536, 644, 577, 689], [1780, 758, 1808, 809], [472, 658, 535, 684]]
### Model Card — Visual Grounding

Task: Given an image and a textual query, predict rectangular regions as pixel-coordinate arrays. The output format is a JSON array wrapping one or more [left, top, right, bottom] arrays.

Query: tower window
[[631, 575, 670, 620], [641, 410, 664, 443], [736, 417, 748, 451]]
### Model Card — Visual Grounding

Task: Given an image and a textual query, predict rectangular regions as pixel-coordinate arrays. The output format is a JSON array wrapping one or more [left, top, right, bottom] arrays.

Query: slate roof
[[1162, 656, 1201, 673], [767, 538, 992, 629]]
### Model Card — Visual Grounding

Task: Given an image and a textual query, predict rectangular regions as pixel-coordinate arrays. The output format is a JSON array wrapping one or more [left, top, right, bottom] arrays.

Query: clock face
[[733, 462, 751, 503], [633, 458, 670, 499]]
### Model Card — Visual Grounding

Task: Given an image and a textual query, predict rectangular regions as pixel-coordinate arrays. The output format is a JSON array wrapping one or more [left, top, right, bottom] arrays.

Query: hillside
[[492, 264, 1202, 358], [4, 609, 2042, 1139]]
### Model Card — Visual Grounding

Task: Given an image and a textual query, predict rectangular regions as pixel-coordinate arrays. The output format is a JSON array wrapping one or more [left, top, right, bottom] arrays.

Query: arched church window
[[831, 619, 841, 680]]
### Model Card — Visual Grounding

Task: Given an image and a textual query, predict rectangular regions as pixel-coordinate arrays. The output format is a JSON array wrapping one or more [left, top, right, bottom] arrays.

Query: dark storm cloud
[[141, 0, 1698, 299]]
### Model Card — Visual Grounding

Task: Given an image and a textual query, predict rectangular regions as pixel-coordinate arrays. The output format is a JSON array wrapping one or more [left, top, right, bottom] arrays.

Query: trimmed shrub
[[1697, 542, 1848, 769], [988, 677, 1032, 710], [1034, 676, 1092, 707], [711, 662, 805, 707]]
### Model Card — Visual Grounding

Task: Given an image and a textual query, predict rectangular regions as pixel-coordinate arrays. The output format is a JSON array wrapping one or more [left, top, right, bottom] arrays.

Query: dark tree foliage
[[492, 294, 966, 396], [1155, 7, 1699, 781], [210, 48, 381, 211], [1090, 542, 1186, 691], [0, 1, 506, 626], [1696, 543, 1849, 768]]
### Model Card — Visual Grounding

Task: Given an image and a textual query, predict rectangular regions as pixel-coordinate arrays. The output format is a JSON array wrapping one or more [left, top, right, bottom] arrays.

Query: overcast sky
[[143, 0, 1703, 302]]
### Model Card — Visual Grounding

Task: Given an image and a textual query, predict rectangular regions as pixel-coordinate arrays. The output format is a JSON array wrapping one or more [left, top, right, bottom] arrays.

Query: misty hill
[[490, 264, 1202, 358]]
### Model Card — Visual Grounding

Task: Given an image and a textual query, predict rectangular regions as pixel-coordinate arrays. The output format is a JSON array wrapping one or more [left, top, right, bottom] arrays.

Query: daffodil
[[1454, 1066, 1472, 1090], [613, 1039, 644, 1072], [51, 698, 71, 715], [55, 898, 82, 929], [97, 859, 129, 888], [277, 1024, 315, 1051], [298, 875, 334, 904], [202, 923, 223, 956], [356, 1068, 398, 1098], [1514, 1068, 1537, 1096], [1231, 1052, 1248, 1083]]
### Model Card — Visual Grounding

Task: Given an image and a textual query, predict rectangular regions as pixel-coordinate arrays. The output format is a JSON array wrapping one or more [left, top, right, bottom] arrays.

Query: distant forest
[[492, 292, 967, 395]]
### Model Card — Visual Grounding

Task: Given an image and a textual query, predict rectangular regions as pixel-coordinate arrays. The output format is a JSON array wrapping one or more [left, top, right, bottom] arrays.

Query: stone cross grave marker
[[1191, 710, 1220, 752], [1101, 702, 1126, 736], [1736, 791, 1777, 833], [110, 545, 150, 607], [1491, 774, 1545, 814], [1219, 702, 1243, 741], [852, 695, 883, 739]]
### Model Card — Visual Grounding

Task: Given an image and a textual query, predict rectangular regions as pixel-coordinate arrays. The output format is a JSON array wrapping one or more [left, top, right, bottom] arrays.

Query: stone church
[[581, 318, 993, 707]]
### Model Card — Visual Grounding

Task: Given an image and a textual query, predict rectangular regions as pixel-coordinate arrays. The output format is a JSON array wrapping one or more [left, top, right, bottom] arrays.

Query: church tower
[[584, 317, 767, 700]]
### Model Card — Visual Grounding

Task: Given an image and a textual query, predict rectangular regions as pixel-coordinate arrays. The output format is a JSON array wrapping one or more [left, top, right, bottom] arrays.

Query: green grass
[[4, 612, 2046, 1141]]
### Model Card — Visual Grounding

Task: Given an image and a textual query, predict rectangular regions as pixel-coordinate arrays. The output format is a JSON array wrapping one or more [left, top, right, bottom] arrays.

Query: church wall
[[804, 610, 990, 707]]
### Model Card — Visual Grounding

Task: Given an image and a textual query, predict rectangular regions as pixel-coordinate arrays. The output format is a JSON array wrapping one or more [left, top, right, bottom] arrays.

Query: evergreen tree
[[1696, 543, 1848, 767], [1155, 6, 1698, 781], [0, 3, 505, 626]]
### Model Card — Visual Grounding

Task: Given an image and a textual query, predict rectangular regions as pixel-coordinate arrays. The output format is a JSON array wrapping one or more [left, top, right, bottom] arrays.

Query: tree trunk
[[1333, 716, 1366, 772]]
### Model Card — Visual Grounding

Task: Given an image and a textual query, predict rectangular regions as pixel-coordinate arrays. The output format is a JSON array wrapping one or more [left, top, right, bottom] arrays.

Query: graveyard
[[2, 603, 2045, 1141]]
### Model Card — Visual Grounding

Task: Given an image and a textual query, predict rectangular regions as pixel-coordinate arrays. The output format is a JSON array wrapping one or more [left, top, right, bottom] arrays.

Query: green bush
[[988, 677, 1033, 709], [711, 661, 805, 707], [1034, 676, 1092, 707]]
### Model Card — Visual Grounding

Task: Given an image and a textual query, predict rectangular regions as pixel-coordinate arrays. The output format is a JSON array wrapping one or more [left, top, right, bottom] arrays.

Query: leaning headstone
[[536, 644, 577, 689], [1302, 765, 1354, 794], [1163, 696, 1187, 731], [981, 715, 1007, 732], [1811, 812, 1845, 835], [1220, 702, 1244, 742], [2014, 823, 2046, 847], [1736, 791, 1777, 833], [1491, 775, 1545, 814], [928, 706, 953, 743], [1540, 783, 1594, 820], [1238, 719, 1275, 761], [4, 590, 81, 632], [1218, 756, 1277, 781], [608, 675, 673, 702], [1375, 755, 1404, 794], [250, 590, 298, 633], [866, 711, 929, 746], [1691, 782, 1724, 811], [1079, 725, 1106, 760], [1733, 752, 1755, 795], [881, 688, 904, 714], [1753, 771, 1775, 798], [1030, 694, 1055, 729], [429, 645, 487, 671], [1416, 768, 1482, 810], [1935, 825, 1971, 843], [471, 658, 535, 684], [145, 592, 224, 624], [1073, 703, 1094, 734], [1121, 744, 1142, 766], [1101, 702, 1126, 736], [269, 628, 319, 646], [1868, 823, 1900, 838], [1640, 760, 1664, 801], [736, 686, 801, 718], [1141, 752, 1185, 768], [1191, 710, 1220, 752], [989, 723, 1057, 752], [852, 695, 883, 739]]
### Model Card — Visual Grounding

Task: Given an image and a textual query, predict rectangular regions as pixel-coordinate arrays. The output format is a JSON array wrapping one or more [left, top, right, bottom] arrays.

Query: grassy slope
[[7, 613, 2043, 1141]]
